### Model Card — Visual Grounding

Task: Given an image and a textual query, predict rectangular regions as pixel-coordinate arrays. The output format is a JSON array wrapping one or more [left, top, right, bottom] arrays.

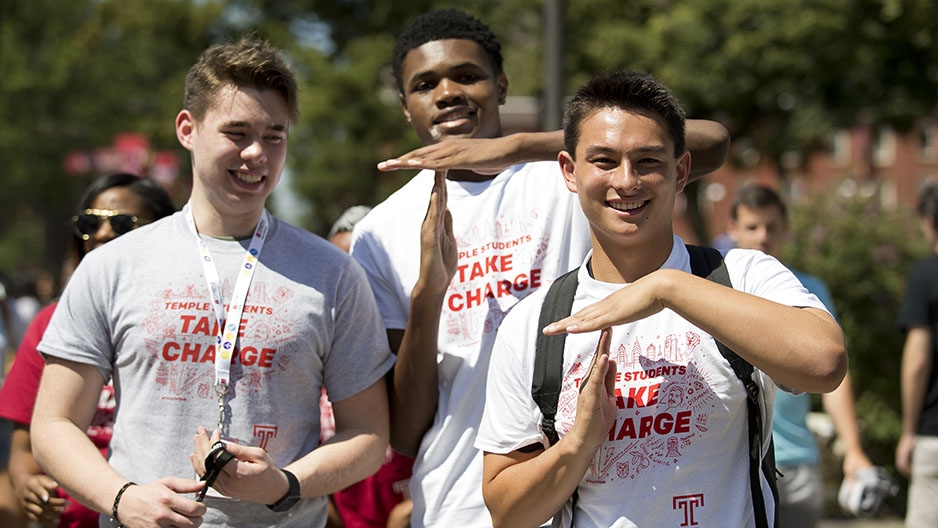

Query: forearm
[[656, 270, 847, 392], [483, 438, 593, 528], [287, 379, 390, 499], [391, 287, 444, 456], [289, 425, 387, 498], [505, 131, 564, 163], [32, 415, 126, 515], [685, 119, 730, 179], [8, 426, 42, 494], [821, 373, 864, 453], [900, 329, 931, 435]]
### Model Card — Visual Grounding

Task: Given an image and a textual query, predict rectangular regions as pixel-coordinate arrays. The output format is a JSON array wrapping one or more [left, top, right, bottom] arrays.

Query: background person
[[0, 172, 177, 527], [727, 182, 873, 527], [896, 182, 938, 528]]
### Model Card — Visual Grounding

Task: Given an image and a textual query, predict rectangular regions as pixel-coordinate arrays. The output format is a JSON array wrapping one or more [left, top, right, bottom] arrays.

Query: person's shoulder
[[500, 285, 551, 330]]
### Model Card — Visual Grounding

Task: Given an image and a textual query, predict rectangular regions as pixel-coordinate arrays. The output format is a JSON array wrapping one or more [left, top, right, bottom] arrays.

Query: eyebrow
[[582, 144, 668, 157], [408, 62, 486, 83], [221, 121, 287, 132]]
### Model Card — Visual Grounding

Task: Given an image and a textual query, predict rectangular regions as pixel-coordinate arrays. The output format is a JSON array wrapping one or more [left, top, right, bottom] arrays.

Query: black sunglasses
[[72, 209, 150, 240]]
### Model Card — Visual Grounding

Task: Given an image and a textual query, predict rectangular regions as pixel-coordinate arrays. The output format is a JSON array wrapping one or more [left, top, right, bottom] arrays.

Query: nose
[[611, 162, 641, 193], [241, 138, 267, 164], [434, 78, 466, 107], [91, 217, 117, 245]]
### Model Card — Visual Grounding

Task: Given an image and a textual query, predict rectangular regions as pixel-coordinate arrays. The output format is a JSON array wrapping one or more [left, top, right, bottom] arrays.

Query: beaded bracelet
[[111, 481, 136, 526]]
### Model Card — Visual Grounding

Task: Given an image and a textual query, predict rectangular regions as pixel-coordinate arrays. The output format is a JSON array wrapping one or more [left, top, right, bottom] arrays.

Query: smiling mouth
[[233, 171, 264, 184], [434, 109, 475, 124], [608, 200, 647, 212]]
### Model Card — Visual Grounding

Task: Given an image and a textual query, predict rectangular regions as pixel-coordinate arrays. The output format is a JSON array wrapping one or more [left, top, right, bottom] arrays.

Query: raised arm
[[389, 170, 458, 456], [378, 132, 562, 175], [379, 121, 729, 181], [482, 329, 617, 528], [543, 269, 847, 393], [897, 326, 932, 476], [33, 359, 205, 528], [685, 119, 731, 178]]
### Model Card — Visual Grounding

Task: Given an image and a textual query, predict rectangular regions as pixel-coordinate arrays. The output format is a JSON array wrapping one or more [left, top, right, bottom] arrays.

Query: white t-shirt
[[39, 212, 395, 528], [476, 238, 828, 528], [351, 161, 591, 527]]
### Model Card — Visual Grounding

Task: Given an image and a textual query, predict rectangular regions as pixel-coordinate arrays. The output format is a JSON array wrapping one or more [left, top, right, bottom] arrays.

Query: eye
[[413, 80, 436, 92], [456, 72, 481, 84], [590, 157, 618, 169], [223, 130, 246, 139]]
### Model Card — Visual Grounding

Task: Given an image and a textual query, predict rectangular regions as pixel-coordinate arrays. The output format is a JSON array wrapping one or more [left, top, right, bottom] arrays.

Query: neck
[[189, 203, 264, 240], [588, 234, 674, 284]]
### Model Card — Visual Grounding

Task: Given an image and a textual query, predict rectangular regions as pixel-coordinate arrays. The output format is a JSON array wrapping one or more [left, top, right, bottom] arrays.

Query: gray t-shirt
[[40, 211, 394, 527]]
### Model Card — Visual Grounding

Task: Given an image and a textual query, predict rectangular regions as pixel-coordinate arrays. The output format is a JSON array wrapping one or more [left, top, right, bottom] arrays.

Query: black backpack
[[532, 245, 778, 528]]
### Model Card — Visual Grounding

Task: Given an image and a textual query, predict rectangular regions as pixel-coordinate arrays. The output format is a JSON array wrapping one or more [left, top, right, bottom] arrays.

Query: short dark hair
[[184, 37, 299, 124], [73, 173, 177, 261], [917, 182, 938, 220], [392, 8, 503, 93], [562, 70, 686, 159], [731, 183, 788, 222]]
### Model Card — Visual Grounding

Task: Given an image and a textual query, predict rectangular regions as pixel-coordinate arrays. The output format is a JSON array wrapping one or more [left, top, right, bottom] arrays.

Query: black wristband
[[267, 469, 301, 512], [111, 481, 136, 526]]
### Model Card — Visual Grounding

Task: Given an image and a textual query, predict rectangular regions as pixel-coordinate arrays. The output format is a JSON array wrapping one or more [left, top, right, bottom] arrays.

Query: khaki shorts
[[907, 435, 938, 528]]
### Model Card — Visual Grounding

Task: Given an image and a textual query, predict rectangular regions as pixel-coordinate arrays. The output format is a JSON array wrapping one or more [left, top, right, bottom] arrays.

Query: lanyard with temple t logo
[[184, 203, 270, 433]]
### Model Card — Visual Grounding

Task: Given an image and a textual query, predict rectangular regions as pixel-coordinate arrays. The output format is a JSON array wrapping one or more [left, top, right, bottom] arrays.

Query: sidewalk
[[818, 518, 904, 528]]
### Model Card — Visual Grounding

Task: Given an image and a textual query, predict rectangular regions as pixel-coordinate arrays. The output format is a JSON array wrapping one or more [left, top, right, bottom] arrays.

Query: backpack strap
[[533, 268, 580, 446], [687, 244, 776, 528]]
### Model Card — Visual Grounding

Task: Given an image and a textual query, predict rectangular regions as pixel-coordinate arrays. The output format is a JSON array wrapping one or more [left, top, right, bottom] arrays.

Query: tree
[[0, 0, 226, 277]]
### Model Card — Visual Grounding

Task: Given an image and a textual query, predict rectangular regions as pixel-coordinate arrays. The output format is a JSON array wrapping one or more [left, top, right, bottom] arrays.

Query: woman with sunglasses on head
[[0, 173, 176, 527]]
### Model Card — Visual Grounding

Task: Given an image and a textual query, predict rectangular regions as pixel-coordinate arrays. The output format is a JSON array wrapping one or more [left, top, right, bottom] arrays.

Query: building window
[[831, 130, 851, 167], [873, 127, 896, 167], [918, 123, 937, 163]]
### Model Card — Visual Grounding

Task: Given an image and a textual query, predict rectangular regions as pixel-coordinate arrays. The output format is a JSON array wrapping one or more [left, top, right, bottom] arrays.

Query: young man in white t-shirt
[[475, 70, 848, 527], [353, 9, 732, 527]]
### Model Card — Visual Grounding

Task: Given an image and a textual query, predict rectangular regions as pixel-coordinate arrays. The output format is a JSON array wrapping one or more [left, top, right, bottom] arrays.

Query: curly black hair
[[391, 8, 503, 93]]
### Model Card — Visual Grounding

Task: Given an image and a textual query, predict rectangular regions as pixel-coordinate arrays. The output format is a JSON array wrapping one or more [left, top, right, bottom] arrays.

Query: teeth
[[438, 111, 471, 123], [609, 201, 645, 211], [235, 171, 263, 184]]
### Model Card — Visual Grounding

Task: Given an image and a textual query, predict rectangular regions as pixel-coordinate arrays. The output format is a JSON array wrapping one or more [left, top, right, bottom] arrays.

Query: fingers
[[579, 329, 614, 394], [161, 476, 210, 495]]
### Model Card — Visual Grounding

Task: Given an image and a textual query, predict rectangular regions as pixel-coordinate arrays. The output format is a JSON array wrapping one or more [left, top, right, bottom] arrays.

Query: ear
[[726, 217, 739, 243], [559, 150, 578, 193], [496, 72, 508, 105], [674, 150, 691, 193], [399, 92, 412, 124], [176, 110, 196, 151]]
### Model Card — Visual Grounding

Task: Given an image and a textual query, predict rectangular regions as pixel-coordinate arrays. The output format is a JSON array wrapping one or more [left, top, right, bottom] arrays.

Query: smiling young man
[[475, 70, 847, 528], [30, 38, 393, 528], [350, 9, 731, 527]]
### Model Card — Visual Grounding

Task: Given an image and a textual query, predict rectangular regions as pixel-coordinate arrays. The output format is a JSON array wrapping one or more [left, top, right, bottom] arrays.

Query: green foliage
[[1, 0, 936, 279], [781, 190, 930, 470]]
